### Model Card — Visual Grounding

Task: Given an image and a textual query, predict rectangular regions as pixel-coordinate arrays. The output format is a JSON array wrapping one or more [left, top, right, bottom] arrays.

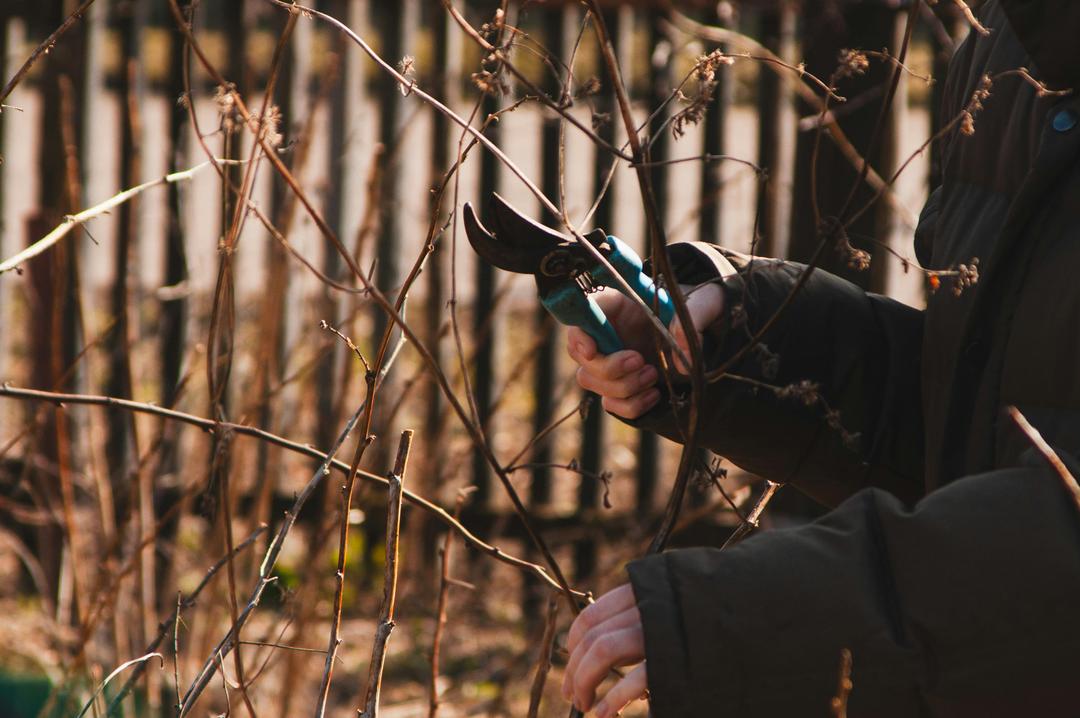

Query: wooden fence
[[0, 0, 966, 711]]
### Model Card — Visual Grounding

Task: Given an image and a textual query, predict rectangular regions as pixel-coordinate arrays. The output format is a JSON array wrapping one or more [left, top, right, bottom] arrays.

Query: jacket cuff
[[624, 242, 741, 430], [626, 555, 702, 717]]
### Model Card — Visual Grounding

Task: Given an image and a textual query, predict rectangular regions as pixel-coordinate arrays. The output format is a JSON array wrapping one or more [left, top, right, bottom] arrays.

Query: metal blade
[[462, 200, 546, 274], [488, 192, 572, 250]]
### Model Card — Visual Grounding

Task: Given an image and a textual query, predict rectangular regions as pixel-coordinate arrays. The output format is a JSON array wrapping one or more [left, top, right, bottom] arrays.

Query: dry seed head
[[837, 49, 869, 80], [398, 55, 416, 96]]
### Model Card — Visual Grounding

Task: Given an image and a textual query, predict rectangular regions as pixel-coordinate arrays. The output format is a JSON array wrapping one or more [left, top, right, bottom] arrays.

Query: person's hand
[[566, 283, 725, 419], [562, 584, 648, 717]]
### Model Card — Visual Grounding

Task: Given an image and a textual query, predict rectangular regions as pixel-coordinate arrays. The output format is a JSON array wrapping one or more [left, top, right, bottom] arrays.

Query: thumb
[[567, 326, 599, 362]]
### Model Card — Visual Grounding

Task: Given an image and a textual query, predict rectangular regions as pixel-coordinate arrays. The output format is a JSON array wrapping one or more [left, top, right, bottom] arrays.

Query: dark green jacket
[[628, 2, 1080, 715]]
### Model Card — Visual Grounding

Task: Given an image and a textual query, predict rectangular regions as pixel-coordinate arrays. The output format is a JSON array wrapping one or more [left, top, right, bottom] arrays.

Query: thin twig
[[0, 0, 99, 106], [666, 11, 916, 227], [526, 594, 560, 718], [829, 648, 854, 718], [0, 159, 240, 275], [950, 0, 990, 36], [359, 431, 414, 718], [104, 524, 268, 715], [720, 481, 781, 550], [78, 653, 164, 718], [0, 384, 580, 597], [428, 490, 471, 718], [1008, 407, 1080, 513]]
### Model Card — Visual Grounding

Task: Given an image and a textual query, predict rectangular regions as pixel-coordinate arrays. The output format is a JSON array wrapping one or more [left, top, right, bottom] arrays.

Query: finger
[[567, 327, 598, 363], [576, 364, 657, 402], [601, 390, 661, 420], [569, 626, 646, 712], [567, 585, 636, 655], [593, 663, 648, 718], [564, 607, 642, 688]]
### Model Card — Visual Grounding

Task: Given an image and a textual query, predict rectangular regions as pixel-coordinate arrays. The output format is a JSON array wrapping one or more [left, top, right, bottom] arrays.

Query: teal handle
[[540, 236, 674, 355], [542, 285, 623, 355], [594, 235, 675, 326]]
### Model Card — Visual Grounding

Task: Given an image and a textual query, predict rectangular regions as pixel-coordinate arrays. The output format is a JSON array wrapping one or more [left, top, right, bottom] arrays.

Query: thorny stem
[[440, 0, 632, 163]]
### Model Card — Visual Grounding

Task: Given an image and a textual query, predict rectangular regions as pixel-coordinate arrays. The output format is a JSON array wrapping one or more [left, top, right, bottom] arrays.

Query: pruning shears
[[463, 193, 675, 355]]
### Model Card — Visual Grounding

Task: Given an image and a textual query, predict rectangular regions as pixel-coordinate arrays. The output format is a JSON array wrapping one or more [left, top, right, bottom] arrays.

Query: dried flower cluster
[[671, 49, 733, 139], [821, 215, 871, 272], [471, 69, 508, 96], [398, 54, 416, 96], [836, 49, 869, 80], [213, 83, 240, 132], [249, 104, 284, 148], [776, 379, 822, 407], [929, 257, 980, 295], [960, 74, 993, 136]]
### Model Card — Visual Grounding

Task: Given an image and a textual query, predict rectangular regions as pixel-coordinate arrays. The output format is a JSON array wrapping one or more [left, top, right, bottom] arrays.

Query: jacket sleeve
[[634, 242, 927, 507], [627, 449, 1080, 717]]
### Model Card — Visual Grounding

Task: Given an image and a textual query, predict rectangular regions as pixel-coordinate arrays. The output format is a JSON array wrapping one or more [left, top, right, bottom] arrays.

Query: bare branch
[[358, 430, 414, 718]]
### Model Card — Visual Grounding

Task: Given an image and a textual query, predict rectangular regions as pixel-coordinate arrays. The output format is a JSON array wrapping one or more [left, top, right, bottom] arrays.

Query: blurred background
[[0, 0, 969, 715]]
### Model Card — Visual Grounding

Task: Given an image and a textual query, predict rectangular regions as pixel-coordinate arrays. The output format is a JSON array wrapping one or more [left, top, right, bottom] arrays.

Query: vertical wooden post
[[26, 0, 88, 634], [869, 9, 908, 294], [317, 0, 348, 455], [529, 4, 565, 510], [929, 5, 962, 187], [102, 0, 141, 527], [698, 4, 733, 246], [753, 0, 796, 259], [152, 0, 192, 657], [422, 0, 453, 537], [470, 0, 504, 509]]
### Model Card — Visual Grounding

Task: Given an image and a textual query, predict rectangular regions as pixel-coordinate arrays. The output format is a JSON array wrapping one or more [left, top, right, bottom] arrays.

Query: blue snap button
[[1052, 108, 1079, 132]]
